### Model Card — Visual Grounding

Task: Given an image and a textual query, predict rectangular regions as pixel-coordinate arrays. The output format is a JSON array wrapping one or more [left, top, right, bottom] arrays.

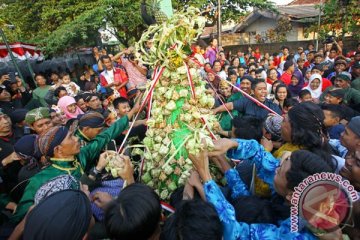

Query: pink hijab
[[57, 96, 84, 119]]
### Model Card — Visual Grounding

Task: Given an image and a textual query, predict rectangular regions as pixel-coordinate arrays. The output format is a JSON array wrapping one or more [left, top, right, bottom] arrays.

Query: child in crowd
[[57, 96, 84, 119], [60, 72, 80, 97], [321, 104, 345, 139], [113, 97, 146, 145], [298, 89, 312, 102]]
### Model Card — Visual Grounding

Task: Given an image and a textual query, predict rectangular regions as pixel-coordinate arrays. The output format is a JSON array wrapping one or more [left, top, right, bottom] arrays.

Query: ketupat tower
[[135, 7, 220, 200]]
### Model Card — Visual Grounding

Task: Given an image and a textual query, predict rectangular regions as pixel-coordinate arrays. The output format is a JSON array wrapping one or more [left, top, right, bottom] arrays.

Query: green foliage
[[305, 0, 360, 41], [173, 0, 276, 23], [0, 0, 276, 56]]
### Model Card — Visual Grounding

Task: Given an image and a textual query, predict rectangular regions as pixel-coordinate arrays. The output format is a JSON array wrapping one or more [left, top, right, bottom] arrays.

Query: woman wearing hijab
[[57, 96, 84, 120], [303, 73, 323, 102], [288, 71, 305, 96]]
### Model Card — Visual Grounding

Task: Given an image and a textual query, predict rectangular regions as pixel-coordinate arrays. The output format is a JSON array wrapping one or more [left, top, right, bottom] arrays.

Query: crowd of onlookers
[[0, 37, 359, 239]]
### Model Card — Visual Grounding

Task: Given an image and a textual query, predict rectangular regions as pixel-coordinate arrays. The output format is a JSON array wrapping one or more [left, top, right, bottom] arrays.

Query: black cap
[[328, 88, 345, 98]]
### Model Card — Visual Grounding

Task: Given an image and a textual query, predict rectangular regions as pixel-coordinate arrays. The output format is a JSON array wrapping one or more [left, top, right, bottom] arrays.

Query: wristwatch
[[89, 167, 101, 179]]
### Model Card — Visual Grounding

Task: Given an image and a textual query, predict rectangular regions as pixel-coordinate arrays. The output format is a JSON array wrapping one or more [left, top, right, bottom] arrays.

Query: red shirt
[[100, 68, 128, 98], [280, 72, 292, 85]]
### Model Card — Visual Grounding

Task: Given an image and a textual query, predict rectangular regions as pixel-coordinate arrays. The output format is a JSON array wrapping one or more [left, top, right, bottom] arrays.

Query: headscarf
[[288, 70, 304, 96], [25, 107, 50, 125], [57, 96, 84, 119], [37, 126, 69, 158], [304, 73, 322, 99], [24, 189, 92, 240]]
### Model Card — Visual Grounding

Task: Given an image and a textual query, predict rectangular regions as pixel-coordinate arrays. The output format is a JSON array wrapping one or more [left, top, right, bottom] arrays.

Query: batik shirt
[[204, 139, 317, 240]]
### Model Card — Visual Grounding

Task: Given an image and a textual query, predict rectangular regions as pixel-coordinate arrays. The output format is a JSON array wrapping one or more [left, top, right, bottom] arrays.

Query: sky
[[270, 0, 293, 5]]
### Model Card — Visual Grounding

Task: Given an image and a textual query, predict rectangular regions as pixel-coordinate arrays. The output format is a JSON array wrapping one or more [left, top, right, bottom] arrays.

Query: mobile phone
[[9, 72, 16, 82]]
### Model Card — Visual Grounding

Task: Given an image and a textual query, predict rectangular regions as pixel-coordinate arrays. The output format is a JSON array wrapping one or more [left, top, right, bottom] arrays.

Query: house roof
[[287, 0, 322, 5], [277, 4, 320, 19], [232, 3, 320, 33]]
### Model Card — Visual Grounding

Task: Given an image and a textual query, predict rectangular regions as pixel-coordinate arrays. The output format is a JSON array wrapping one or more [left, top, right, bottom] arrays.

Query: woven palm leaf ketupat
[[135, 7, 221, 200]]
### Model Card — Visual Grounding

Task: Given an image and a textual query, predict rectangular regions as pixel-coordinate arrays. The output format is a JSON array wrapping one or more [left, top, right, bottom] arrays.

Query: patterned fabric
[[25, 107, 50, 125], [227, 139, 279, 192], [204, 180, 317, 240], [90, 179, 124, 220], [329, 139, 348, 158], [34, 174, 80, 205]]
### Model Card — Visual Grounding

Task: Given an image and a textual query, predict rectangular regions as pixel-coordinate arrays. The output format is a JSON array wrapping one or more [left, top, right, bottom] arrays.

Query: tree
[[172, 0, 276, 24], [0, 0, 276, 56], [305, 0, 360, 41]]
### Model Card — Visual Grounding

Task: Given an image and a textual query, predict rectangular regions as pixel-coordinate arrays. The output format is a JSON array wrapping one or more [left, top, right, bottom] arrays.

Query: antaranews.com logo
[[290, 172, 358, 234]]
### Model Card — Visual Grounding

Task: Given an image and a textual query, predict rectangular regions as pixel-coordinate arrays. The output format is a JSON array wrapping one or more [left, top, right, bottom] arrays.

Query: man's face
[[58, 132, 80, 155], [0, 114, 12, 136], [220, 85, 232, 98], [314, 56, 322, 64], [355, 54, 360, 62], [240, 79, 251, 94], [32, 118, 53, 135], [340, 151, 360, 191], [77, 99, 88, 112], [50, 74, 59, 83], [340, 127, 360, 153], [50, 112, 67, 126], [307, 53, 314, 61], [238, 68, 245, 77], [102, 58, 113, 70], [311, 69, 323, 76], [352, 67, 360, 77], [324, 94, 342, 105], [273, 152, 292, 198], [300, 94, 312, 102], [329, 50, 337, 59], [253, 82, 268, 102], [35, 75, 46, 86], [117, 102, 131, 117], [87, 96, 101, 110], [323, 110, 338, 127], [283, 48, 289, 56], [334, 78, 350, 89], [297, 61, 304, 68], [335, 64, 346, 73], [82, 126, 103, 140], [0, 89, 11, 102], [58, 90, 68, 99]]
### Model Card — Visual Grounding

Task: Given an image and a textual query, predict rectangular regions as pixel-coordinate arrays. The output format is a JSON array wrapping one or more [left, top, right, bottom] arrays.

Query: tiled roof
[[287, 0, 322, 5]]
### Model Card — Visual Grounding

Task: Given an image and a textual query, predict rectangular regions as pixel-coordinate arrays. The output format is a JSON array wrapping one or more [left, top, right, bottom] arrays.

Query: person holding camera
[[113, 47, 147, 99]]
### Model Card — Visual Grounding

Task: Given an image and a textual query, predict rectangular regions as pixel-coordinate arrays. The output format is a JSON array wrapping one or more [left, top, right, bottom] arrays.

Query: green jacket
[[351, 77, 360, 92], [11, 116, 129, 223], [219, 92, 243, 131], [320, 86, 360, 105]]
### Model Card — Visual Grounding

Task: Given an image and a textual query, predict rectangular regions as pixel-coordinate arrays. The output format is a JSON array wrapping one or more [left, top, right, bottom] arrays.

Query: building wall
[[220, 17, 319, 47], [223, 37, 358, 56]]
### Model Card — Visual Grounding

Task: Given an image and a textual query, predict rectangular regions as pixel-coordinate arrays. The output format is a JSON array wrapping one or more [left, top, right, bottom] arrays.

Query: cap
[[336, 72, 351, 81], [328, 88, 345, 98], [334, 59, 347, 66], [352, 61, 360, 69]]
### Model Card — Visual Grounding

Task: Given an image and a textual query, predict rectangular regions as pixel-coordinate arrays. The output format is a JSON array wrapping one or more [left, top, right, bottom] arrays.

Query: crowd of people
[[0, 37, 359, 240]]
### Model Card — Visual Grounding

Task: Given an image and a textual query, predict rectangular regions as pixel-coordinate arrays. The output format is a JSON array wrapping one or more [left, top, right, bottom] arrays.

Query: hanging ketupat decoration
[[135, 7, 220, 200]]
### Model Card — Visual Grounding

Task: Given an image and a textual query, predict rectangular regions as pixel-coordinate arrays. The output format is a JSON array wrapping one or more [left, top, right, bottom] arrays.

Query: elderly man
[[24, 107, 53, 135], [321, 73, 360, 106]]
